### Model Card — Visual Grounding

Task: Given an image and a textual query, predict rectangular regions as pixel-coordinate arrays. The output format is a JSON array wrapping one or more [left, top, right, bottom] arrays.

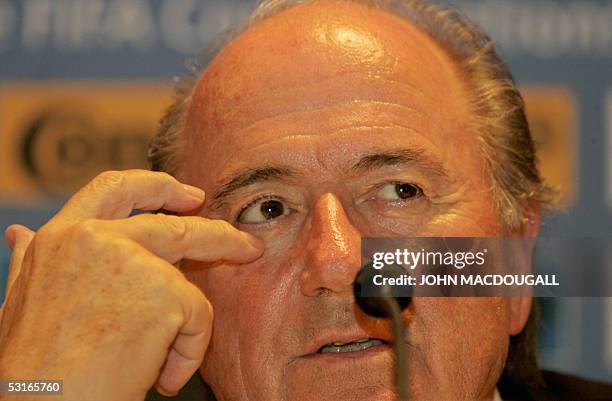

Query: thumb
[[4, 225, 35, 297], [154, 286, 213, 396]]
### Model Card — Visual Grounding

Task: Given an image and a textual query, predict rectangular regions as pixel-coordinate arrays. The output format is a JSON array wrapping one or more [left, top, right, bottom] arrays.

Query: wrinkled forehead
[[184, 1, 471, 181]]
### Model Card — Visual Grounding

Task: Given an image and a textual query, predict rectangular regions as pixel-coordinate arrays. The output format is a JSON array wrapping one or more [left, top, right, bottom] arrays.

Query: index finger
[[53, 170, 205, 223], [96, 214, 265, 264]]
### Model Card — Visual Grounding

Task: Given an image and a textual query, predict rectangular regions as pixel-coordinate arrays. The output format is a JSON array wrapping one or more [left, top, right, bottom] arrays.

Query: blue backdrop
[[1, 0, 611, 383]]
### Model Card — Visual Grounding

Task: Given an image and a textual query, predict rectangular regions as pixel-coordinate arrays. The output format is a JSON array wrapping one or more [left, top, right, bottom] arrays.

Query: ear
[[522, 202, 541, 238], [508, 296, 532, 335], [508, 202, 541, 335]]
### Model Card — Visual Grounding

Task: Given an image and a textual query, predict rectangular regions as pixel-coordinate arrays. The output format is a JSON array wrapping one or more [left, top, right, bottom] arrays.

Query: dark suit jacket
[[499, 370, 612, 401], [145, 370, 612, 401]]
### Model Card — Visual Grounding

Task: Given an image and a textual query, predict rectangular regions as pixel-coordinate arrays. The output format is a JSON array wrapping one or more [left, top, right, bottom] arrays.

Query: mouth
[[317, 338, 388, 354]]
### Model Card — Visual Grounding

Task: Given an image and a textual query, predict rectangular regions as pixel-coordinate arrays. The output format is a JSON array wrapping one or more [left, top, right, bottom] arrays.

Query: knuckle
[[212, 220, 242, 245], [25, 226, 61, 262], [210, 219, 233, 237], [154, 172, 183, 197], [151, 170, 175, 182], [73, 219, 100, 237], [146, 263, 182, 294], [96, 170, 124, 184], [69, 219, 104, 247], [149, 170, 178, 187], [163, 215, 189, 243], [35, 224, 60, 244], [90, 170, 126, 193]]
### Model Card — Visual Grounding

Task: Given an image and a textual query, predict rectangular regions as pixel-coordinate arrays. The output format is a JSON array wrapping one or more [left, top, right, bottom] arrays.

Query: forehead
[[184, 0, 472, 184]]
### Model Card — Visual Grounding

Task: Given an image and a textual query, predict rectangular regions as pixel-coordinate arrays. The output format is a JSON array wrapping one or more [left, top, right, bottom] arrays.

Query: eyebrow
[[209, 148, 450, 209], [351, 148, 450, 180], [210, 166, 300, 208]]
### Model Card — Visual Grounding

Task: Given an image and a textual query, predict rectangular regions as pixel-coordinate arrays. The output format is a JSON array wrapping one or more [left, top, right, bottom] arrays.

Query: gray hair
[[149, 0, 549, 391]]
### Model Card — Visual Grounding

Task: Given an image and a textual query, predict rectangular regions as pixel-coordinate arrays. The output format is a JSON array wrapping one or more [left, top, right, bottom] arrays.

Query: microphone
[[353, 262, 412, 317], [353, 262, 411, 401]]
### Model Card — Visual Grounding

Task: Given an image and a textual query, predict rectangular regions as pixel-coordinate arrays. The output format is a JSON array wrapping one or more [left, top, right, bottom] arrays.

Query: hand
[[0, 170, 264, 401]]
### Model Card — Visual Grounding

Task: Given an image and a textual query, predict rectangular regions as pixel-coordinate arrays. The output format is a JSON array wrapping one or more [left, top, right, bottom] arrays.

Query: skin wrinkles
[[208, 80, 441, 142], [204, 132, 484, 237], [222, 100, 449, 149], [229, 116, 441, 158], [210, 143, 456, 213], [180, 2, 531, 401], [188, 99, 467, 196], [350, 148, 451, 182], [190, 130, 501, 398], [212, 167, 301, 208], [211, 71, 427, 114], [206, 125, 459, 202]]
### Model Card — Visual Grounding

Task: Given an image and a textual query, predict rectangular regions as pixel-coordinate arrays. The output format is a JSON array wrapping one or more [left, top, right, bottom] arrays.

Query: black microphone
[[353, 262, 412, 317], [353, 262, 411, 401]]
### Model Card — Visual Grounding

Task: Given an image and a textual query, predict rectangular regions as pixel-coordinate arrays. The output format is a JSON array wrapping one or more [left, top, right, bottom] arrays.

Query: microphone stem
[[384, 298, 408, 401]]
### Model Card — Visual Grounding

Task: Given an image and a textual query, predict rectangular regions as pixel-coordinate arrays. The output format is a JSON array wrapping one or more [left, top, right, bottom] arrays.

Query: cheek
[[426, 200, 502, 236], [185, 268, 243, 392], [186, 260, 299, 399], [412, 298, 509, 395], [237, 212, 305, 259]]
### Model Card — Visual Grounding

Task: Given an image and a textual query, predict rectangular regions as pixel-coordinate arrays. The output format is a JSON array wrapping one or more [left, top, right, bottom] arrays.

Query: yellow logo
[[0, 82, 173, 201]]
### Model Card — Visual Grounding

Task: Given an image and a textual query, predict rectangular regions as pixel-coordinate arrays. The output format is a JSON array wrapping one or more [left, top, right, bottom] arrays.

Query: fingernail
[[183, 184, 205, 201], [244, 232, 265, 251]]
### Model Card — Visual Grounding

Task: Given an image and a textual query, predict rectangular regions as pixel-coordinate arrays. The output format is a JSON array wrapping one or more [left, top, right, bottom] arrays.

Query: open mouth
[[318, 338, 387, 353]]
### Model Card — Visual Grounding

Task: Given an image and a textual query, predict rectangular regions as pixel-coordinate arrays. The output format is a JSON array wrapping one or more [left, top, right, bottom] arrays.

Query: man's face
[[182, 2, 531, 401]]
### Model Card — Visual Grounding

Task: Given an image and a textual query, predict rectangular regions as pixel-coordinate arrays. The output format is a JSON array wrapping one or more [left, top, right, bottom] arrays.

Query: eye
[[238, 197, 291, 224], [376, 183, 423, 201]]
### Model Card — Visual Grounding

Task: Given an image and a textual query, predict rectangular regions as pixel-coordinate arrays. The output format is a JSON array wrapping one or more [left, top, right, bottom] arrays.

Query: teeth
[[320, 339, 384, 353]]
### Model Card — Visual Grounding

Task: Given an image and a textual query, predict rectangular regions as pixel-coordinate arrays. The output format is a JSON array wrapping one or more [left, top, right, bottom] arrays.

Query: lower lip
[[304, 343, 391, 362]]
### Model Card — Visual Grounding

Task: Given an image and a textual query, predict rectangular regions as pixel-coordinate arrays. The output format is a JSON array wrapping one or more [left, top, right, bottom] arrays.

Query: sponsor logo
[[0, 82, 172, 200]]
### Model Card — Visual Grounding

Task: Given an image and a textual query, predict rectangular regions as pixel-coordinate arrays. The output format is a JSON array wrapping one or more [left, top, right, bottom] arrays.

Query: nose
[[300, 193, 361, 296]]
